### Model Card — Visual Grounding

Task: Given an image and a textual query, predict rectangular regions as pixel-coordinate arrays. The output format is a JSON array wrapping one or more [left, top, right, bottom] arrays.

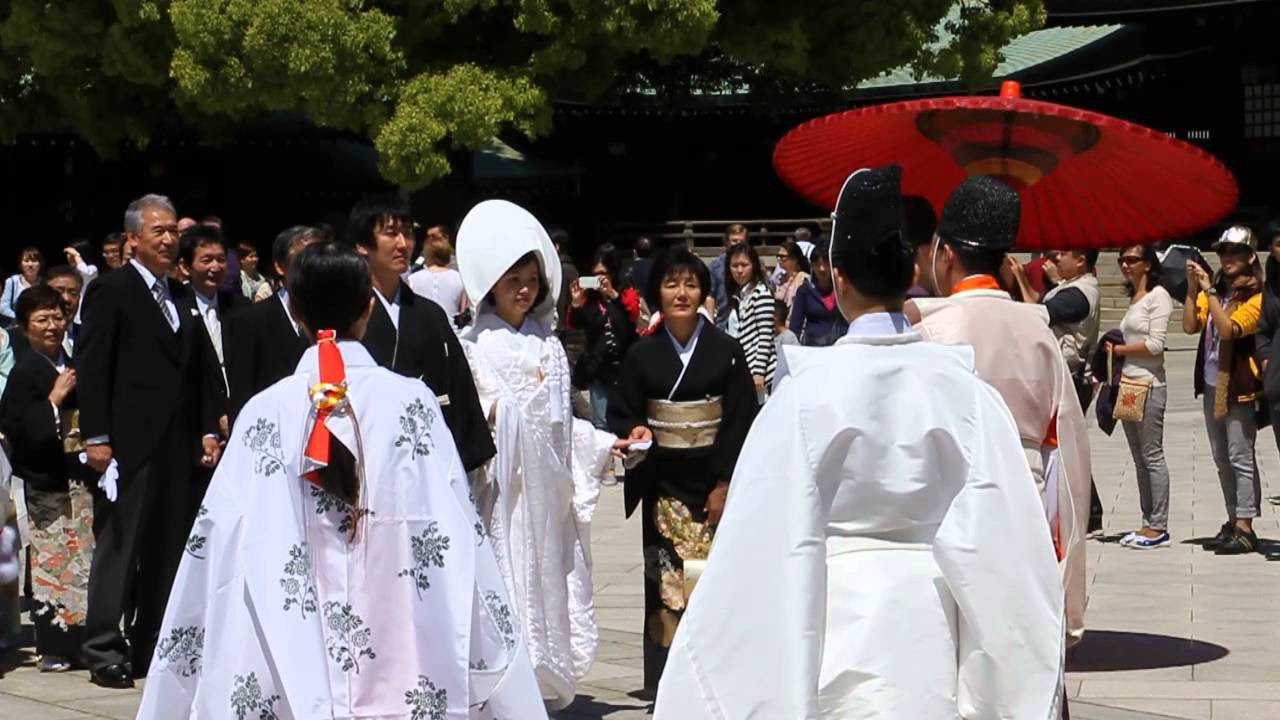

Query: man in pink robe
[[907, 176, 1091, 645]]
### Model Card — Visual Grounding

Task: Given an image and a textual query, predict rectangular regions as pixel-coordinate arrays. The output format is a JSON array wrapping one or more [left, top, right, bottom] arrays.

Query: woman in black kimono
[[608, 248, 758, 689], [0, 286, 97, 672]]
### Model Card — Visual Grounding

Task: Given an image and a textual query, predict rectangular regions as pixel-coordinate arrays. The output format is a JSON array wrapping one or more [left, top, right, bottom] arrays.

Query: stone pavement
[[3, 342, 1279, 719]]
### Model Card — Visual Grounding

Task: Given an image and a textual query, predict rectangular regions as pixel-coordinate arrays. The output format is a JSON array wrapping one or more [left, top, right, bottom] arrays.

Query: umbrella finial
[[1000, 80, 1022, 98]]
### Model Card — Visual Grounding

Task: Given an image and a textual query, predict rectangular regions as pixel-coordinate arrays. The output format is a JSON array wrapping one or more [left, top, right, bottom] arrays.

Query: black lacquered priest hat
[[936, 175, 1021, 252], [829, 164, 904, 265]]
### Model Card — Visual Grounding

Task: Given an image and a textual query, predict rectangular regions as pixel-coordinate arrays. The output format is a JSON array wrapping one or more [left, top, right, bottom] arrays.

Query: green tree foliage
[[0, 0, 1044, 188]]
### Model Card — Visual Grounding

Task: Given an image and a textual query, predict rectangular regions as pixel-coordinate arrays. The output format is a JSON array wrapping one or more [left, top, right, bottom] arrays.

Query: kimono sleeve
[[709, 343, 759, 483], [441, 414, 545, 720], [137, 437, 248, 719], [0, 365, 61, 485], [459, 339, 500, 427], [606, 344, 648, 438], [654, 385, 823, 720], [932, 383, 1064, 720], [437, 309, 497, 472]]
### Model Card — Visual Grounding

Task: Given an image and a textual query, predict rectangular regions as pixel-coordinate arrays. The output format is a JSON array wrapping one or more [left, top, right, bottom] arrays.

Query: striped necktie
[[152, 279, 177, 331]]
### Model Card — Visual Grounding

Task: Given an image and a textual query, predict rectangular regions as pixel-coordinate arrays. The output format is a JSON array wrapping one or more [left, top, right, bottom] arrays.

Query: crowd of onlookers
[[3, 204, 1279, 682], [1004, 221, 1280, 560]]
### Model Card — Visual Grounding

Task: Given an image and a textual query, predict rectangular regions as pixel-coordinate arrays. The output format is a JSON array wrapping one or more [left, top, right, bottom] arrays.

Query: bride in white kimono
[[138, 242, 546, 720], [655, 167, 1066, 720], [455, 200, 625, 711]]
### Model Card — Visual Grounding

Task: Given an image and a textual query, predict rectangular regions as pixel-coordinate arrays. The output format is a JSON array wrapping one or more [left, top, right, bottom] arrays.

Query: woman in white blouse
[[409, 225, 469, 327], [1106, 244, 1174, 549], [0, 246, 44, 325]]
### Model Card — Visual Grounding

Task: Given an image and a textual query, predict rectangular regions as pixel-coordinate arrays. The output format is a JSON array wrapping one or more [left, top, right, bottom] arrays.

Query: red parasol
[[773, 82, 1238, 250]]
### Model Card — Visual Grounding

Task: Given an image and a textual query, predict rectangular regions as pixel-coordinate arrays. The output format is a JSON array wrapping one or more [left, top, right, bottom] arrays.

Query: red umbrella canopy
[[773, 82, 1238, 250]]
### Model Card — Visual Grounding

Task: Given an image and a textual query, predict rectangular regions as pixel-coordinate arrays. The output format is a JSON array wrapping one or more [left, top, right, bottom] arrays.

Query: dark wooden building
[[1, 0, 1274, 268]]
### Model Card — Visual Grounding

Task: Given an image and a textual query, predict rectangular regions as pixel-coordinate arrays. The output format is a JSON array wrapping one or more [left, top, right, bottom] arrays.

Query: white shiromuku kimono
[[137, 340, 547, 720], [456, 199, 617, 711], [655, 314, 1066, 720], [914, 283, 1092, 644]]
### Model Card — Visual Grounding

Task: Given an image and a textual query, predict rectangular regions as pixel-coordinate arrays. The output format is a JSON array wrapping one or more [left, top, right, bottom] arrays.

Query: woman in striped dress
[[725, 243, 775, 400]]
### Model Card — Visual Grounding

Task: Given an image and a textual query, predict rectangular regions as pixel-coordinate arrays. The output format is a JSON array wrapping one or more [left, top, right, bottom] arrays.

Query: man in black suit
[[224, 225, 318, 425], [44, 265, 84, 357], [347, 197, 495, 472], [78, 194, 222, 688], [178, 224, 249, 433]]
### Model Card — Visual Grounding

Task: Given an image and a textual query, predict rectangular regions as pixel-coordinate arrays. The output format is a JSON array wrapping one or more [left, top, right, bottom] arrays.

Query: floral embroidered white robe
[[655, 317, 1066, 719], [461, 312, 616, 711], [137, 341, 547, 720]]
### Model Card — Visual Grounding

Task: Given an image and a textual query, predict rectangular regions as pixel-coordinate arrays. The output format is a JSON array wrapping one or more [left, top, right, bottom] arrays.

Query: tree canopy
[[0, 0, 1045, 189]]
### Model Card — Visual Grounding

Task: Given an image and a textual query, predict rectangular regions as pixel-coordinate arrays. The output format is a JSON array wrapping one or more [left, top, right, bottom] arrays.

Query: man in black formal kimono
[[224, 225, 318, 424], [77, 194, 222, 689], [347, 197, 495, 472]]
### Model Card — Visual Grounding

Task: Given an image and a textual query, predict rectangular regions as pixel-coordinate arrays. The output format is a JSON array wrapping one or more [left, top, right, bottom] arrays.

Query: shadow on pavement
[[1067, 630, 1228, 672], [1182, 535, 1279, 557], [553, 691, 653, 719]]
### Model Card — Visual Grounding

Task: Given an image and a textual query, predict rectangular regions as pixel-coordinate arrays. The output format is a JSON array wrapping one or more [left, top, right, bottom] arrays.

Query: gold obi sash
[[61, 409, 84, 455], [646, 397, 722, 449]]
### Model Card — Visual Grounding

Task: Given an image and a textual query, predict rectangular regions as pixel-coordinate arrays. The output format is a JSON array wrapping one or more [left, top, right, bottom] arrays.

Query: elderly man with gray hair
[[78, 193, 223, 689]]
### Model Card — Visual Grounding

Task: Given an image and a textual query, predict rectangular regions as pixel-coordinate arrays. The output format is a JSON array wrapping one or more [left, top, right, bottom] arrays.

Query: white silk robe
[[137, 341, 546, 720], [461, 311, 616, 711], [914, 287, 1092, 644], [654, 324, 1065, 719]]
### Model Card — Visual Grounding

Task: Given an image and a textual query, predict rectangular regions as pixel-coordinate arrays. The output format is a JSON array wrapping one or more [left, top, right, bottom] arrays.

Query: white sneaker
[[1128, 531, 1171, 549]]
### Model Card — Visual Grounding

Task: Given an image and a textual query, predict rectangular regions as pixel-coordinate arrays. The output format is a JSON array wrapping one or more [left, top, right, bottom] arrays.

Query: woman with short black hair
[[609, 247, 758, 689], [0, 285, 93, 673]]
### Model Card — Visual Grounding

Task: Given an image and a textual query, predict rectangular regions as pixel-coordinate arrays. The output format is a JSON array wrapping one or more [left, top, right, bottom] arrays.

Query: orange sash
[[950, 274, 1002, 294]]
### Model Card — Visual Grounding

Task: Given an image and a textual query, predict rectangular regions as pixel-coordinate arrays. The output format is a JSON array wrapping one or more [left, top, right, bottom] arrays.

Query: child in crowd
[[774, 298, 799, 356]]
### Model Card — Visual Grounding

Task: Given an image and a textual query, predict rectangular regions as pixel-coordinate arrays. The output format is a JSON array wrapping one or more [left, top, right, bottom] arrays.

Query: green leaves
[[376, 64, 548, 188], [0, 0, 1044, 187], [169, 0, 402, 129]]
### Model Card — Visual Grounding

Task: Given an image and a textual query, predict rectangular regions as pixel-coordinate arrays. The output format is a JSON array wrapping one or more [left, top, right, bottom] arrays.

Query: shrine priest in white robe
[[907, 176, 1092, 645], [455, 200, 626, 711], [654, 166, 1066, 720], [138, 242, 547, 720]]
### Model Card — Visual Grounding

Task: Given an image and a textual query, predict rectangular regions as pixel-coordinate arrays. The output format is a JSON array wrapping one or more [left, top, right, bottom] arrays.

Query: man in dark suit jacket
[[224, 225, 318, 425], [177, 224, 249, 433], [77, 194, 222, 689], [348, 197, 495, 472], [45, 265, 85, 357]]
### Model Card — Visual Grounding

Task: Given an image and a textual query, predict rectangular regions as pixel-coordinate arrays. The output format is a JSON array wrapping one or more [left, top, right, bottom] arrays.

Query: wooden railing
[[603, 217, 833, 256]]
